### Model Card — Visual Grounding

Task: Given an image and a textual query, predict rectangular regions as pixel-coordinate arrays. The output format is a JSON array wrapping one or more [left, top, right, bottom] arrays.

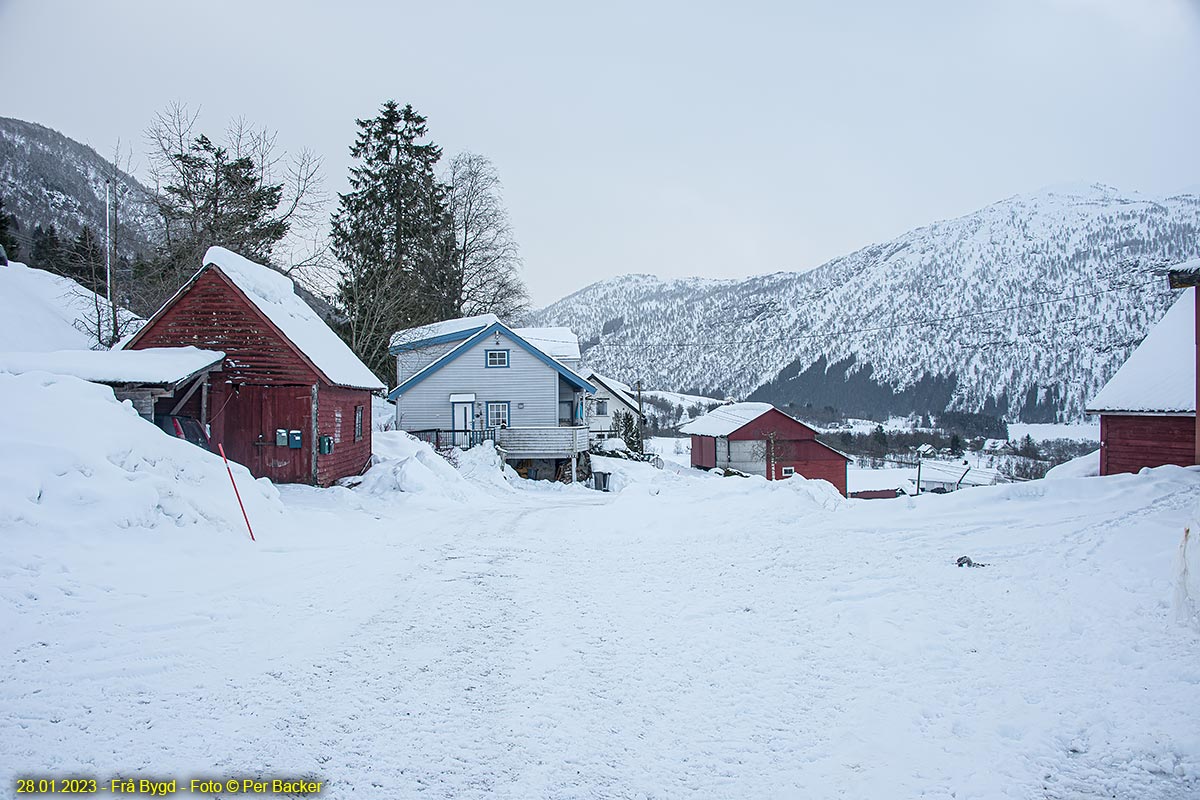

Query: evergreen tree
[[30, 224, 64, 272], [332, 101, 460, 380], [0, 196, 20, 260]]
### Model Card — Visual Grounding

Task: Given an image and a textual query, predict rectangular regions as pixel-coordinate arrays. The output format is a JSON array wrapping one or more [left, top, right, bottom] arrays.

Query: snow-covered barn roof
[[200, 247, 384, 391], [513, 327, 581, 362], [0, 346, 223, 387], [1087, 289, 1194, 415], [679, 402, 776, 436]]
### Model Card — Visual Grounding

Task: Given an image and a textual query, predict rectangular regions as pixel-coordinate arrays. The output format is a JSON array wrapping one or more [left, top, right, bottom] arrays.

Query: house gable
[[389, 322, 595, 400], [127, 267, 322, 387], [727, 407, 820, 442]]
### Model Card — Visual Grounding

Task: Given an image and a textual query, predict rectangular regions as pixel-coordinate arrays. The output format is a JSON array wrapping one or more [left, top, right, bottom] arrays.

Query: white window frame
[[595, 399, 609, 416], [486, 401, 510, 428], [485, 349, 509, 368], [781, 466, 795, 478]]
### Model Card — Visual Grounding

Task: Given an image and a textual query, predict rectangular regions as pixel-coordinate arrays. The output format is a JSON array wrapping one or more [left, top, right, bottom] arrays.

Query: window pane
[[487, 403, 509, 427]]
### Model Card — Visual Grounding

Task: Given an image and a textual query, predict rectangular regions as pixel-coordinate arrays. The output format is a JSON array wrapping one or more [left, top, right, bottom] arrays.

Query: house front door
[[451, 401, 474, 448]]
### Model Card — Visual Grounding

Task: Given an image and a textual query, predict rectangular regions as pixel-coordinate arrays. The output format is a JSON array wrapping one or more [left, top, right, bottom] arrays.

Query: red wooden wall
[[1099, 414, 1196, 476], [768, 438, 849, 495], [316, 386, 373, 486], [691, 435, 717, 468]]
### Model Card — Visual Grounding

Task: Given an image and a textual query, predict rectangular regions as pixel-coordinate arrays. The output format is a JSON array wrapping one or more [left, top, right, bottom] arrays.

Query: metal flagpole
[[105, 179, 112, 306]]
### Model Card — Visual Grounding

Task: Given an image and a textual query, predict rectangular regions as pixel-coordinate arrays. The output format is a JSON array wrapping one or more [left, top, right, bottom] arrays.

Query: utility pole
[[105, 179, 112, 308]]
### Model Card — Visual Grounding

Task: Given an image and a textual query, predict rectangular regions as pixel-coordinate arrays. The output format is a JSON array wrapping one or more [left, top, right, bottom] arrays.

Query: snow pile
[[357, 431, 472, 499], [1046, 448, 1101, 480], [201, 247, 384, 391], [455, 441, 517, 492], [0, 371, 282, 535], [372, 395, 396, 431], [598, 437, 629, 453], [0, 260, 141, 351]]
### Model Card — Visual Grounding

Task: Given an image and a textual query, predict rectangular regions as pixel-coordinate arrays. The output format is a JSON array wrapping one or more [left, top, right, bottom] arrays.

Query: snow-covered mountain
[[0, 116, 157, 258], [531, 184, 1200, 422]]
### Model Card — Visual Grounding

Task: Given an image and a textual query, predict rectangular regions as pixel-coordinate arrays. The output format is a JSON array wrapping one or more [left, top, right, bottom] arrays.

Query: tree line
[[1, 100, 529, 379]]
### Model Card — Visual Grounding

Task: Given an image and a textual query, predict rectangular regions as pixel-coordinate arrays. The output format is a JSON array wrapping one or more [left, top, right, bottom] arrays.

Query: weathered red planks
[[1100, 414, 1196, 476]]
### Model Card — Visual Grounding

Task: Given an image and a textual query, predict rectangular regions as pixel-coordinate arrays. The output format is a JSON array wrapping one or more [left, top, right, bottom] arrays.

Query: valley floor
[[4, 453, 1200, 798]]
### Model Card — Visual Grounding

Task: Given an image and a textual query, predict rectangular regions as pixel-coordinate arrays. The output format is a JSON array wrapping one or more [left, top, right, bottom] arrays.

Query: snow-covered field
[[3, 379, 1200, 798], [1009, 422, 1100, 442]]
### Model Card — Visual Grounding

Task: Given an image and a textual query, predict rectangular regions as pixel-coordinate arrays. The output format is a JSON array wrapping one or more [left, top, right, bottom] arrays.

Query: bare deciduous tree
[[141, 103, 325, 312], [447, 152, 529, 321]]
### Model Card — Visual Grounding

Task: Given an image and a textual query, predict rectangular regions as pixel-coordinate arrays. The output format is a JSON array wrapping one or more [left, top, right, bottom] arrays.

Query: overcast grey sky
[[3, 0, 1199, 305]]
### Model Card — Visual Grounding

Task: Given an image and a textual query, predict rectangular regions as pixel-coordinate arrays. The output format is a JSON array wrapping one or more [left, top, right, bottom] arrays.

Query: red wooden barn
[[680, 402, 850, 495], [124, 246, 385, 486], [1086, 283, 1196, 476]]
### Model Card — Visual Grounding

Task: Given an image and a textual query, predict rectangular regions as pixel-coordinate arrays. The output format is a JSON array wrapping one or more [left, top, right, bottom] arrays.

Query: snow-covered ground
[[1009, 421, 1100, 442], [3, 377, 1200, 798]]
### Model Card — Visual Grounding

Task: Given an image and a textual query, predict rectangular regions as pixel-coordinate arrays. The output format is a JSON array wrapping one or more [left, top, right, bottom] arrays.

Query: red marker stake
[[217, 442, 255, 542]]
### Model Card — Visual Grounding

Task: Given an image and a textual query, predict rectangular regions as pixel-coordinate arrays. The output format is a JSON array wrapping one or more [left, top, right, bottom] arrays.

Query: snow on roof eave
[[679, 402, 776, 436], [588, 371, 643, 417], [0, 346, 224, 386], [389, 313, 500, 352]]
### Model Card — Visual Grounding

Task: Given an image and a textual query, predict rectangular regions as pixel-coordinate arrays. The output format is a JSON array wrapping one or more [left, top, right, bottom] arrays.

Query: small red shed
[[124, 246, 385, 486], [1086, 285, 1195, 476], [680, 402, 850, 495]]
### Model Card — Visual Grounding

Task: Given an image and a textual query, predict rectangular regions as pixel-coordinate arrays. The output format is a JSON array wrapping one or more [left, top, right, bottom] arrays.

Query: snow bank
[[0, 371, 282, 535], [0, 260, 140, 351], [1046, 448, 1101, 479], [358, 431, 472, 499]]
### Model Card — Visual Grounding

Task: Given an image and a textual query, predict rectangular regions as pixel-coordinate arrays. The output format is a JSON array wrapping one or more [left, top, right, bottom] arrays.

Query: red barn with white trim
[[124, 247, 385, 486], [1087, 283, 1196, 476], [680, 402, 850, 495]]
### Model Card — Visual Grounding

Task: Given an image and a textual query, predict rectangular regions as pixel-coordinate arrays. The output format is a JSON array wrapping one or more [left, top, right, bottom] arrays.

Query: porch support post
[[571, 454, 578, 483]]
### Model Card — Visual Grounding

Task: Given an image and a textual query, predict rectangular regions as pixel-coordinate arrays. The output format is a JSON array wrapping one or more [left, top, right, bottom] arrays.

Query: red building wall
[[767, 438, 848, 496], [691, 435, 717, 469], [317, 386, 373, 485], [1100, 414, 1196, 476]]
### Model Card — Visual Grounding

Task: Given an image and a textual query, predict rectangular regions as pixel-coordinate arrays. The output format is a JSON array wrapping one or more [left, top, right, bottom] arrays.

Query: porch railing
[[408, 428, 498, 451]]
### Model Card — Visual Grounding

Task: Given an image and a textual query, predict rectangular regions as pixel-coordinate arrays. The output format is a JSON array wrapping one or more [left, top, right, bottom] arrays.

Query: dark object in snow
[[957, 556, 989, 568]]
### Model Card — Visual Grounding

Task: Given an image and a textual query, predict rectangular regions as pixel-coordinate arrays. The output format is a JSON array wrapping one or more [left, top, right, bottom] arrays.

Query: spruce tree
[[31, 224, 64, 272], [0, 196, 20, 260], [332, 101, 460, 380]]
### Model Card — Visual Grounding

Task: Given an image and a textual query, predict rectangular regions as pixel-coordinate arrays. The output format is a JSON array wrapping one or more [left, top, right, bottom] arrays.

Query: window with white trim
[[595, 400, 609, 416], [485, 349, 509, 368], [486, 402, 510, 428], [781, 466, 795, 478]]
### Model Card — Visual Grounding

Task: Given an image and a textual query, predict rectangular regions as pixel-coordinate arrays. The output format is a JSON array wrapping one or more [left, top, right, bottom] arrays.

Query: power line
[[585, 277, 1166, 351]]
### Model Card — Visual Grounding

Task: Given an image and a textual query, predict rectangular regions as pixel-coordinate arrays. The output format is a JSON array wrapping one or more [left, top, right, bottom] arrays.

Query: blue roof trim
[[388, 322, 596, 400], [388, 326, 486, 355]]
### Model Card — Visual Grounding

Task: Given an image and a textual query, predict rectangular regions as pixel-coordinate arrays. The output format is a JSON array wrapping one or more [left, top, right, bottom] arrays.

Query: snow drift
[[0, 371, 282, 535], [0, 260, 140, 351]]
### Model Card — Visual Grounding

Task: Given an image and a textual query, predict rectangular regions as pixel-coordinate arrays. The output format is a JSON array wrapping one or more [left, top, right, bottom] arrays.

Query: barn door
[[259, 386, 313, 483]]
